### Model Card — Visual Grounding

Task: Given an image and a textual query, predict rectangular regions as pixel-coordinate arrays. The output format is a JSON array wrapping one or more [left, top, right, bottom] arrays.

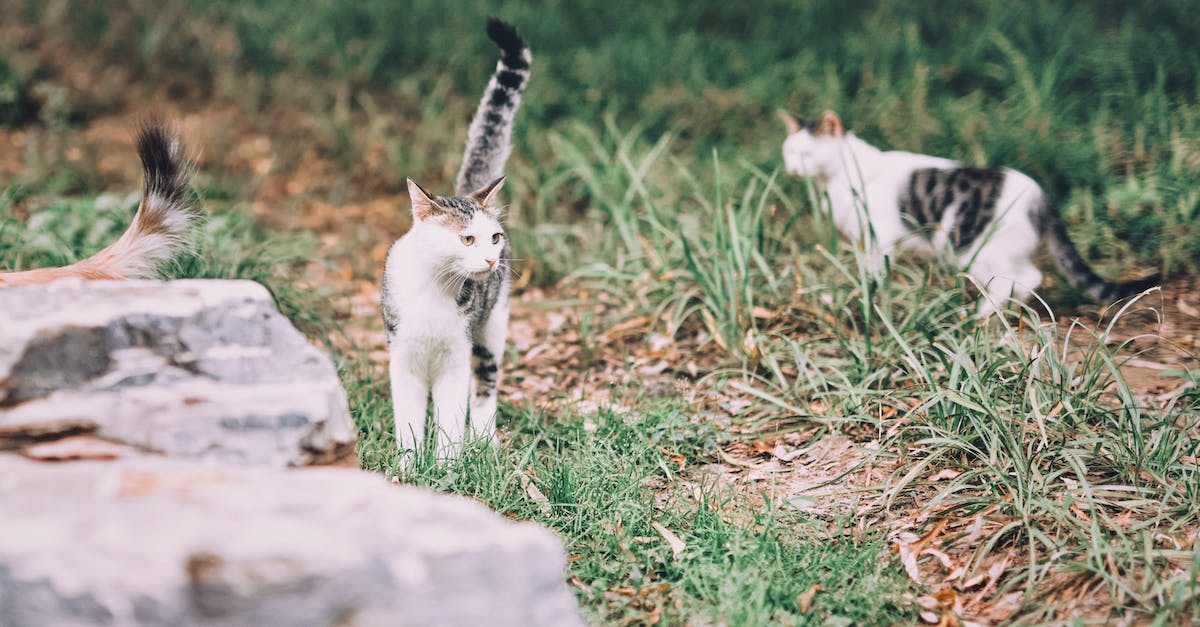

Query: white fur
[[107, 193, 194, 278], [382, 193, 508, 457], [782, 128, 1046, 317]]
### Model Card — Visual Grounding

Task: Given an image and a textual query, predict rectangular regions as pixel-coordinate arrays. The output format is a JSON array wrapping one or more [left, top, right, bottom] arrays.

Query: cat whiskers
[[498, 259, 522, 282], [433, 263, 471, 297]]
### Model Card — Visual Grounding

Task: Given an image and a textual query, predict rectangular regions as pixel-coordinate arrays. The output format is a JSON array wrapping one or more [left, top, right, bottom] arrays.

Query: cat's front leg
[[860, 245, 888, 276], [860, 222, 904, 277], [431, 351, 471, 458], [389, 351, 428, 454]]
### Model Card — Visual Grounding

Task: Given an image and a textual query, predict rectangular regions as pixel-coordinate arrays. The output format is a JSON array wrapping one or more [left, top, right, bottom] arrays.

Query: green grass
[[355, 389, 912, 625]]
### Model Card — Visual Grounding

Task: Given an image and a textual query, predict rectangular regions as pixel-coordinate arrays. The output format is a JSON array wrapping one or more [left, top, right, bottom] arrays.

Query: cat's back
[[881, 149, 960, 172]]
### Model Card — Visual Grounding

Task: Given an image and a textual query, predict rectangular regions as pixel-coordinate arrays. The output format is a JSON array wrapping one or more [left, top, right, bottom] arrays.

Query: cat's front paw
[[860, 250, 889, 277]]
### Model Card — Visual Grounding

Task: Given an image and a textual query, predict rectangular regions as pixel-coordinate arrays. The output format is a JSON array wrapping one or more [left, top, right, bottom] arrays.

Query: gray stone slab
[[0, 455, 584, 626], [0, 279, 355, 466]]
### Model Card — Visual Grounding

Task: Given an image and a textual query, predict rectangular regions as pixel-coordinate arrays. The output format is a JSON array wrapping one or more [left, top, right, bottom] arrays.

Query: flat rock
[[0, 455, 584, 626], [0, 279, 355, 466]]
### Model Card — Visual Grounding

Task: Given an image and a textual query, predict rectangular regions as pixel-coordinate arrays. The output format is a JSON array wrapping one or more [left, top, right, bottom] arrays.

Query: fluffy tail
[[454, 17, 532, 195], [1037, 199, 1159, 301], [0, 122, 198, 288]]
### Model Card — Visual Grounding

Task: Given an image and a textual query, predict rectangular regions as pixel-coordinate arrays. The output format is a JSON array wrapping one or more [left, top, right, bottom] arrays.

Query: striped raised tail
[[454, 18, 532, 196]]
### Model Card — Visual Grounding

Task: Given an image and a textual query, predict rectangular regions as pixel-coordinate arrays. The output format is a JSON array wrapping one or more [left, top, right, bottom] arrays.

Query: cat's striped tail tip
[[486, 17, 527, 58]]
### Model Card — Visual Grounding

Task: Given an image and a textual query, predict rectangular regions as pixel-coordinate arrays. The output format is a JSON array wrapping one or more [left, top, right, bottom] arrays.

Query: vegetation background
[[2, 1, 1198, 624]]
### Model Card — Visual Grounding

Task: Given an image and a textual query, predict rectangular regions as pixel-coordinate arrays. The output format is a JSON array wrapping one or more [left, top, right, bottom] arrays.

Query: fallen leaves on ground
[[650, 521, 686, 559]]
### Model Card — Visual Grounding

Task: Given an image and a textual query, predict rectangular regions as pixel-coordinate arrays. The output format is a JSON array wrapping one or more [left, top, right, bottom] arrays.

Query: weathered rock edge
[[0, 455, 585, 627], [0, 279, 356, 466]]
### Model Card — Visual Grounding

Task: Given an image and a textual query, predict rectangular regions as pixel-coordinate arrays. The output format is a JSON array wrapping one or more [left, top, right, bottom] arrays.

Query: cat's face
[[779, 110, 844, 179], [452, 212, 507, 278], [407, 177, 507, 279]]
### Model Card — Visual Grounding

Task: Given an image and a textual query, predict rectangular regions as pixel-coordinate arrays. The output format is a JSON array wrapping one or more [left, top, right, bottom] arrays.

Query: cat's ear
[[407, 178, 443, 222], [470, 176, 505, 216], [815, 110, 843, 137], [777, 109, 802, 134]]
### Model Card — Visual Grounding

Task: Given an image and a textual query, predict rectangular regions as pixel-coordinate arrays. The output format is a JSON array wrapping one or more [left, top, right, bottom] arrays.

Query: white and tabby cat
[[380, 18, 530, 456], [778, 110, 1157, 316]]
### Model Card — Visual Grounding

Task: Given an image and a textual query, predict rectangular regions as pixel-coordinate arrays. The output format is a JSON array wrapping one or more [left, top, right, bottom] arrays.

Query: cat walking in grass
[[778, 110, 1157, 316], [380, 19, 530, 456]]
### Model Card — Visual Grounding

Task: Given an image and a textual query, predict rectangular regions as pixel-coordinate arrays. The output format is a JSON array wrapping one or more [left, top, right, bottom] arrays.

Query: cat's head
[[778, 110, 845, 179], [407, 176, 507, 279]]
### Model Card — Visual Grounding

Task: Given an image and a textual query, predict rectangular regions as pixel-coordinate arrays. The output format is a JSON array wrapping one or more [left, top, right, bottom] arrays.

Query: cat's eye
[[491, 233, 502, 244], [460, 235, 475, 246]]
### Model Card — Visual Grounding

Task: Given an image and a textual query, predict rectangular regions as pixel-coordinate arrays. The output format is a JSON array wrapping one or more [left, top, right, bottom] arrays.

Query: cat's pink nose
[[485, 259, 496, 268]]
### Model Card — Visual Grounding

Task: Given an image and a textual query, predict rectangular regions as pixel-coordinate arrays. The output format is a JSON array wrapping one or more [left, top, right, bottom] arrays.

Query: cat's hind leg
[[470, 299, 509, 444], [968, 247, 1042, 319], [859, 213, 907, 276]]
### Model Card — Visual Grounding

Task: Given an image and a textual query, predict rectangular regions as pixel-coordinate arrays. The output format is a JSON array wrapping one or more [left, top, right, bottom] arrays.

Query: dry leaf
[[772, 443, 806, 462], [752, 440, 775, 454], [920, 610, 940, 624], [660, 447, 686, 470], [568, 576, 594, 599], [980, 591, 1022, 620], [970, 556, 1010, 602], [651, 521, 686, 559], [956, 573, 986, 589], [796, 584, 821, 614], [924, 548, 956, 571], [742, 328, 758, 357], [638, 360, 670, 376], [913, 519, 949, 552], [934, 587, 962, 615], [700, 309, 727, 351], [900, 545, 923, 583], [517, 471, 552, 516], [985, 558, 1006, 585], [928, 468, 962, 482]]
